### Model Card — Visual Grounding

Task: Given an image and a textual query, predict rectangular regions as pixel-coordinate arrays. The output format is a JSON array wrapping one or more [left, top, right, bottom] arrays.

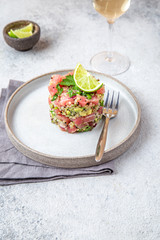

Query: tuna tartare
[[48, 67, 105, 133]]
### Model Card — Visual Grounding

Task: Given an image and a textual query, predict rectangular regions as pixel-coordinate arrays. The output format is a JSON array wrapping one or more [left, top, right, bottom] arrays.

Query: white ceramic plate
[[5, 70, 141, 168]]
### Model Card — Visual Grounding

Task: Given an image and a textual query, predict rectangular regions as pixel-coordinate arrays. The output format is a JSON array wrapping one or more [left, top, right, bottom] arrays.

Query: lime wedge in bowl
[[74, 63, 103, 92], [18, 23, 33, 32], [12, 30, 32, 39], [8, 23, 33, 39], [8, 29, 18, 38]]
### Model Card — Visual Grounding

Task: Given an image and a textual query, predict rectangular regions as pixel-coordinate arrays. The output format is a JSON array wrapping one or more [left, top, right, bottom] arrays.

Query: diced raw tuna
[[97, 85, 105, 94], [48, 85, 58, 96], [48, 75, 64, 96], [54, 92, 74, 107], [50, 75, 63, 87], [56, 114, 71, 124], [67, 125, 77, 133], [77, 95, 88, 107], [73, 113, 95, 126], [63, 71, 74, 78], [48, 97, 52, 105], [83, 113, 96, 123], [77, 95, 99, 106], [54, 108, 60, 114], [77, 123, 89, 129], [88, 96, 99, 105], [98, 106, 103, 114], [89, 122, 97, 127]]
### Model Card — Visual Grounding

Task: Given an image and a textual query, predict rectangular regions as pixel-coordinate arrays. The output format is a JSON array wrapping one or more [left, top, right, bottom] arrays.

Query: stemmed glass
[[90, 0, 131, 76]]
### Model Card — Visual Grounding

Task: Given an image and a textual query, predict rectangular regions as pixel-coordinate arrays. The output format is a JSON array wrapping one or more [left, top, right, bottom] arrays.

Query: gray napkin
[[0, 80, 114, 186]]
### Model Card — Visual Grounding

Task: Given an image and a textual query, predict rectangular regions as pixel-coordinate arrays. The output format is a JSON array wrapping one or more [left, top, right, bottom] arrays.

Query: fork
[[95, 91, 120, 162]]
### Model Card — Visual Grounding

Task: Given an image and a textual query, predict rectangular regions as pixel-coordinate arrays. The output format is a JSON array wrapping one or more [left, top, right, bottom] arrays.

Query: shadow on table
[[33, 38, 53, 52]]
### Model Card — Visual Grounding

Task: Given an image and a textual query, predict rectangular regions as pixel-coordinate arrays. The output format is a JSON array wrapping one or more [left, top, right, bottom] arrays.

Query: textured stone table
[[0, 0, 160, 239]]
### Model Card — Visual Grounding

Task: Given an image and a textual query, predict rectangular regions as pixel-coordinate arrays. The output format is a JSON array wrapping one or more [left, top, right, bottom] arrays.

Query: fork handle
[[95, 117, 110, 162]]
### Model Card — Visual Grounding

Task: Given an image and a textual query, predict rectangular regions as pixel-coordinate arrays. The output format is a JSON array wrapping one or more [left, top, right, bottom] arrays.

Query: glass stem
[[107, 22, 114, 62]]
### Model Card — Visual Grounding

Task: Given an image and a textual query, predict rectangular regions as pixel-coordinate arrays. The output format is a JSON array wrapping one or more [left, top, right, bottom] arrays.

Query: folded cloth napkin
[[0, 80, 114, 186]]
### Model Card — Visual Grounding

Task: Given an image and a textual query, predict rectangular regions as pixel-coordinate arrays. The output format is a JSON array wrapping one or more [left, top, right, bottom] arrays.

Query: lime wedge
[[74, 63, 103, 92], [12, 30, 32, 39], [18, 23, 33, 32], [8, 24, 33, 38], [8, 29, 18, 38]]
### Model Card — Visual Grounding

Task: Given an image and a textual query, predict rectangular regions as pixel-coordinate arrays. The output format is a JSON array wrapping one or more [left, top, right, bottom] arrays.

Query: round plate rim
[[4, 70, 141, 166]]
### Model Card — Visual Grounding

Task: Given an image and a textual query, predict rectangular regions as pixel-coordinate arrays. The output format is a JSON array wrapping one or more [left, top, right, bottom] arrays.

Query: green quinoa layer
[[50, 108, 103, 132], [49, 94, 104, 119], [49, 94, 104, 132]]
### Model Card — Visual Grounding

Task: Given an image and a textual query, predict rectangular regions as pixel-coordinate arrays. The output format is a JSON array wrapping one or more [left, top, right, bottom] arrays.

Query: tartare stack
[[48, 64, 105, 133]]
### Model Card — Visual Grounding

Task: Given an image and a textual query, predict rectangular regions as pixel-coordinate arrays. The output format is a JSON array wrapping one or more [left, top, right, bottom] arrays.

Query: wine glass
[[90, 0, 131, 76]]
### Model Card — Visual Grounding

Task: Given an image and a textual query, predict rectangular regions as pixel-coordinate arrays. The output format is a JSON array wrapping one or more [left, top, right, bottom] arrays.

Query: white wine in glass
[[91, 0, 131, 76]]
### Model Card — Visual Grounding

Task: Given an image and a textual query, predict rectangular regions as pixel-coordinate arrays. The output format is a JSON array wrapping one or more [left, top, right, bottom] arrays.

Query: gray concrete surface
[[0, 0, 160, 239]]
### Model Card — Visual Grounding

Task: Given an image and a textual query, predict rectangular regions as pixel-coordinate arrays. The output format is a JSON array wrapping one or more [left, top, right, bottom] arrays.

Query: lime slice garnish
[[12, 30, 32, 39], [18, 23, 33, 32], [8, 29, 18, 38], [74, 63, 103, 92]]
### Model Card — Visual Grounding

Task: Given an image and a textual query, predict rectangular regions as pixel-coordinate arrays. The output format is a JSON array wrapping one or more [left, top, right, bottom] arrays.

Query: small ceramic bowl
[[3, 20, 40, 51]]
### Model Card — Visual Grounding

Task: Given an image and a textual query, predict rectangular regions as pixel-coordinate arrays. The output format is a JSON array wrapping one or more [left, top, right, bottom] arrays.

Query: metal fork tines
[[95, 91, 120, 162], [104, 90, 120, 118]]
